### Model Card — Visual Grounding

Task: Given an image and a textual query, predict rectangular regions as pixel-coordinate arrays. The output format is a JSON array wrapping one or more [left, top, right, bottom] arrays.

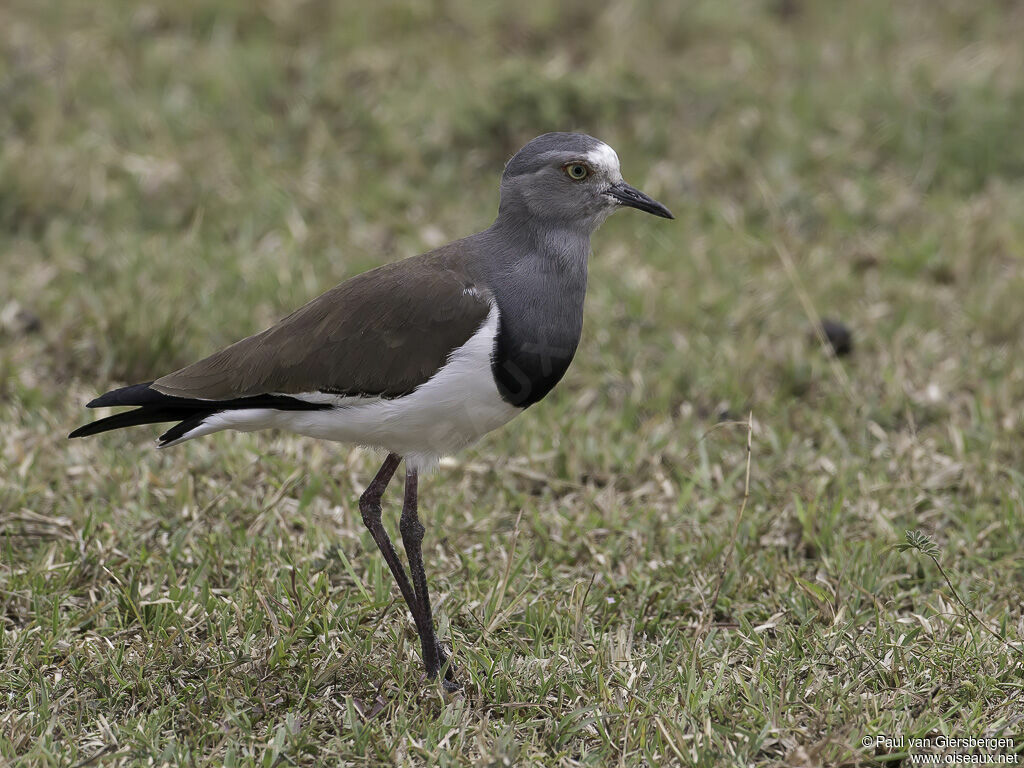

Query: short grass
[[3, 0, 1024, 765]]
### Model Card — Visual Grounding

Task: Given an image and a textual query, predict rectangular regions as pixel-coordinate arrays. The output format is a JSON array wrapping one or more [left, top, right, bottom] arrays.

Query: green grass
[[3, 0, 1024, 765]]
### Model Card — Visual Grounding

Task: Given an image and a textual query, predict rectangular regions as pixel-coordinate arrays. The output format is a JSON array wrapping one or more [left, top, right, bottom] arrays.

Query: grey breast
[[477, 222, 590, 409]]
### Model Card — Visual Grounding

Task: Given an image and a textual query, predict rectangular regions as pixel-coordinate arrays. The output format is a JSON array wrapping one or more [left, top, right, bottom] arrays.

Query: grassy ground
[[3, 0, 1024, 765]]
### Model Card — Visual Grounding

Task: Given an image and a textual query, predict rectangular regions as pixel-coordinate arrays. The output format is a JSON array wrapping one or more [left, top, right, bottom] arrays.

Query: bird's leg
[[399, 468, 458, 689], [358, 454, 425, 638]]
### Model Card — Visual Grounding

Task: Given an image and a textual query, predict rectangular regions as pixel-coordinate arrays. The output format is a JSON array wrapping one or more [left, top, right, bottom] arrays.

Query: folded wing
[[153, 252, 492, 400]]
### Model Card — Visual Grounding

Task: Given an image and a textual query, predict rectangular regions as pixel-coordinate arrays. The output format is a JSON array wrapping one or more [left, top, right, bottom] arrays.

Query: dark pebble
[[819, 318, 853, 357]]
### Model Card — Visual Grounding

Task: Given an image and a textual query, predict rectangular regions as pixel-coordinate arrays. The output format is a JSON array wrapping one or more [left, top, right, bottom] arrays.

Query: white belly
[[163, 306, 522, 471]]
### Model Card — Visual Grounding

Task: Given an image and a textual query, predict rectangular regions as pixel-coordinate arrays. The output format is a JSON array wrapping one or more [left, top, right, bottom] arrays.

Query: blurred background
[[3, 1, 1024, 403], [3, 1, 1024, 765]]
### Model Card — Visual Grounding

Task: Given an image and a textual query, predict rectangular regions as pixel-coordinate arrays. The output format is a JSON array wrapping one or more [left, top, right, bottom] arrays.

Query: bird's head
[[498, 132, 673, 233]]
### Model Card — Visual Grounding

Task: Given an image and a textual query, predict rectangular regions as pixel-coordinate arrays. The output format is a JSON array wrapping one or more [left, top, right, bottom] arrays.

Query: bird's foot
[[435, 640, 458, 679], [425, 640, 460, 691]]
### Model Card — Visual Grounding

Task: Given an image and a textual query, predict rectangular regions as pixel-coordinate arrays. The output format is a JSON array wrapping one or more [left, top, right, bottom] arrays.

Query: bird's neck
[[485, 214, 591, 276]]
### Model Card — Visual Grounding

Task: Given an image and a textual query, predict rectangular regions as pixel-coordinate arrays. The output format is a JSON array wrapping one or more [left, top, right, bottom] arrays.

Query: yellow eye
[[564, 163, 588, 180]]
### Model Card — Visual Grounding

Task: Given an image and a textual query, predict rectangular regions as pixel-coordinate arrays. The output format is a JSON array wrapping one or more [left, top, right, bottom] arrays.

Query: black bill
[[604, 181, 674, 219]]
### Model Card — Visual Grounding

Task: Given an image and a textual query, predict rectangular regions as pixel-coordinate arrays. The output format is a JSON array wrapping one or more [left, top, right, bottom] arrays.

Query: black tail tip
[[85, 382, 158, 409], [68, 424, 95, 439]]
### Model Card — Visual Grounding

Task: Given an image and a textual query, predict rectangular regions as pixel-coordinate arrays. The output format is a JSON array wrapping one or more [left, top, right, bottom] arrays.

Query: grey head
[[497, 132, 673, 233]]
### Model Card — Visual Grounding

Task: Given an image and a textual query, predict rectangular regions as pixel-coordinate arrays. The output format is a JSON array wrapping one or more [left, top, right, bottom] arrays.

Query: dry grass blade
[[697, 411, 754, 641], [483, 508, 525, 637]]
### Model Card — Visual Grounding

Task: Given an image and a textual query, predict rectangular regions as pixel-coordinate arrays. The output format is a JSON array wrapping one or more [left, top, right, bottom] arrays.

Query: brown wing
[[152, 251, 491, 400]]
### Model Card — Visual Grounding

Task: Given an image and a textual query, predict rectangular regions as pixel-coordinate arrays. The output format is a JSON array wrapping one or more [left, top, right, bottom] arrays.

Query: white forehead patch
[[586, 143, 621, 179]]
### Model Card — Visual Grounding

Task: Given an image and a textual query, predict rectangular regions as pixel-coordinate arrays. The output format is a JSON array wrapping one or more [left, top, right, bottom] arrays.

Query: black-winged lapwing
[[70, 132, 673, 691]]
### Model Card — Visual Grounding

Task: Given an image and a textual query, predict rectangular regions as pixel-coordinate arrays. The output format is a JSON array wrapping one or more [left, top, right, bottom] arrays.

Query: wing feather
[[153, 251, 491, 400]]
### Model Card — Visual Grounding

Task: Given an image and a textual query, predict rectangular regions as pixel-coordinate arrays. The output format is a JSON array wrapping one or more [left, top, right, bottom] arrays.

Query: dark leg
[[358, 454, 424, 637], [399, 468, 458, 689]]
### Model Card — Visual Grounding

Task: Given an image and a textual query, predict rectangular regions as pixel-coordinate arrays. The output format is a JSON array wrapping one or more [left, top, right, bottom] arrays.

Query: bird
[[69, 132, 673, 691]]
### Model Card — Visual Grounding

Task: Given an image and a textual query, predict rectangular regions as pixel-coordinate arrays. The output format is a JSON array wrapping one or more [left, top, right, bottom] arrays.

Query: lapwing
[[70, 132, 673, 691]]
